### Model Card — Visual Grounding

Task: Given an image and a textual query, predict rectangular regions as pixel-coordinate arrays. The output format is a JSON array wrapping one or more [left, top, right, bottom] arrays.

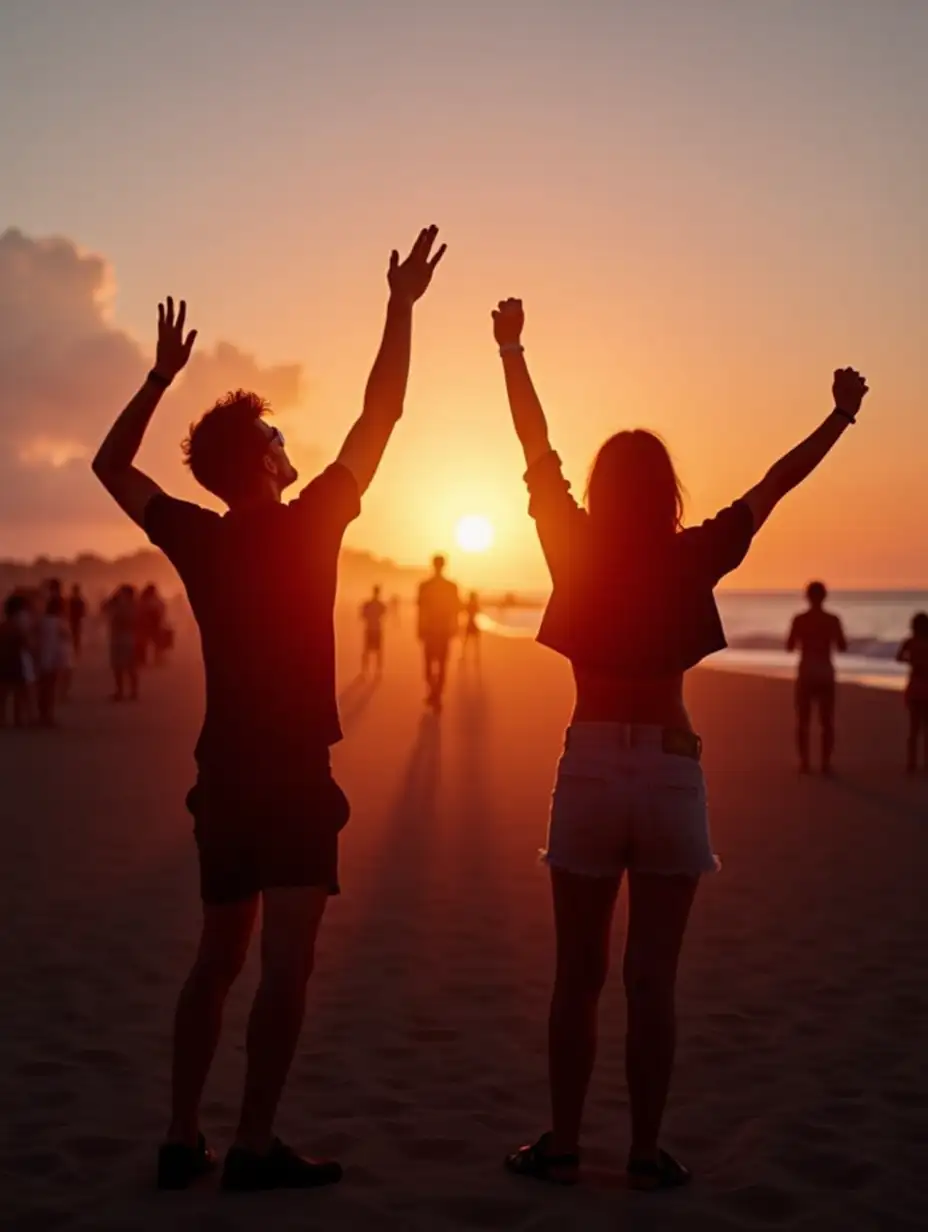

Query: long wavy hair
[[584, 430, 685, 541]]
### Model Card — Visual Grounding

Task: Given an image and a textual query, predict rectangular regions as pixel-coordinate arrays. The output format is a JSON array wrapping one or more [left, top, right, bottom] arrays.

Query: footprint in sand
[[66, 1135, 135, 1162], [17, 1060, 70, 1079], [427, 1196, 537, 1227], [74, 1048, 127, 1067], [361, 1095, 412, 1116], [408, 1027, 459, 1044], [719, 1182, 804, 1223], [881, 1087, 928, 1110], [7, 1152, 66, 1179], [775, 1145, 878, 1191], [399, 1136, 474, 1163]]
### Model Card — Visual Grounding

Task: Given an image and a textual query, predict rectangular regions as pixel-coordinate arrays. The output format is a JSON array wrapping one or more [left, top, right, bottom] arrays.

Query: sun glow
[[455, 514, 495, 554]]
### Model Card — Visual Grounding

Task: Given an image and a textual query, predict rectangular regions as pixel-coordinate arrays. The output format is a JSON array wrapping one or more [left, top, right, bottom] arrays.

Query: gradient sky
[[2, 0, 926, 589]]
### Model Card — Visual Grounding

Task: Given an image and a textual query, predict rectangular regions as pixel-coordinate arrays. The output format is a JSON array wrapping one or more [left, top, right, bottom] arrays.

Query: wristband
[[147, 368, 172, 390], [499, 343, 525, 357], [833, 406, 856, 425]]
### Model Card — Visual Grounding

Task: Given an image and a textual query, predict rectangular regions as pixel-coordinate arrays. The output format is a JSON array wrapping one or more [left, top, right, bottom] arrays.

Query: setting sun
[[455, 514, 495, 554]]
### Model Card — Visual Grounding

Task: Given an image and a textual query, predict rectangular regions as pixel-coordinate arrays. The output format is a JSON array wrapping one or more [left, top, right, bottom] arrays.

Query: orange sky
[[2, 2, 926, 590]]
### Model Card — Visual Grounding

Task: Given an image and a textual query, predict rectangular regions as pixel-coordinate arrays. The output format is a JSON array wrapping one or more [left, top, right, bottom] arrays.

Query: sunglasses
[[267, 426, 286, 449]]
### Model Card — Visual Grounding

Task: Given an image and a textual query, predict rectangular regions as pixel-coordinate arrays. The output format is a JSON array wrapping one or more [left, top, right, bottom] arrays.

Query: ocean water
[[480, 591, 928, 692]]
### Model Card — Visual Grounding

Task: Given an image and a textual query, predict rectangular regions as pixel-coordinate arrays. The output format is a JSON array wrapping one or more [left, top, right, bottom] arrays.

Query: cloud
[[0, 227, 308, 535]]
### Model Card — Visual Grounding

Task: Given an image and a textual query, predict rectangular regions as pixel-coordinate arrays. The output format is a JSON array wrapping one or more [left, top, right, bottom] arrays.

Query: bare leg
[[112, 667, 124, 701], [168, 897, 258, 1145], [548, 868, 620, 1156], [796, 689, 811, 772], [235, 886, 328, 1153], [624, 872, 698, 1160], [820, 691, 835, 773], [907, 706, 920, 772]]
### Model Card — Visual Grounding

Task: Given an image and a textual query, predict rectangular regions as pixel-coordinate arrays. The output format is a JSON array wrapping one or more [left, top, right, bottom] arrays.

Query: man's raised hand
[[154, 297, 198, 383], [387, 226, 446, 306], [833, 367, 869, 418], [492, 298, 525, 348]]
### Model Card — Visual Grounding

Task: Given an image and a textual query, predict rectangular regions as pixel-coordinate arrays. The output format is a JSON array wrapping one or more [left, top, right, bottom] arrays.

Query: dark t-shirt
[[144, 463, 361, 770], [417, 576, 460, 641], [525, 451, 754, 675]]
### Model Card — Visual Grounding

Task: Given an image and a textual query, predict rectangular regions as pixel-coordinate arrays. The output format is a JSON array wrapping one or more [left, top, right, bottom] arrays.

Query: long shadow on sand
[[338, 673, 382, 734]]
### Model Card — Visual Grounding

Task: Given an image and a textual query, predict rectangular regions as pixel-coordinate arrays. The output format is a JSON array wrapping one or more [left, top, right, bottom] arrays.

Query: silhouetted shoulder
[[290, 462, 361, 533], [679, 500, 755, 584], [144, 494, 220, 565]]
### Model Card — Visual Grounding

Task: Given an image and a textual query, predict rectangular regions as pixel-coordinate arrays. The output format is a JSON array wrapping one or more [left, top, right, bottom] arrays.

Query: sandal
[[626, 1148, 691, 1191], [505, 1131, 580, 1185]]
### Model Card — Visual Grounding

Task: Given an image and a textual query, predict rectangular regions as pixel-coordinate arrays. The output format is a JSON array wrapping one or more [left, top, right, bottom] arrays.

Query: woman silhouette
[[492, 297, 868, 1190]]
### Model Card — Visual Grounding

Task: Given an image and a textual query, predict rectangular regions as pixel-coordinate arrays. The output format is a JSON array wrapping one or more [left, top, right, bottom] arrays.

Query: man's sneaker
[[157, 1133, 217, 1189], [221, 1138, 343, 1191]]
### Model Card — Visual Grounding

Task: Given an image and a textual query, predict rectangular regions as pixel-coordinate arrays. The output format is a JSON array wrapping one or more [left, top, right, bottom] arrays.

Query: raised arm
[[335, 226, 446, 495], [492, 298, 551, 467], [92, 297, 197, 527], [741, 368, 869, 531]]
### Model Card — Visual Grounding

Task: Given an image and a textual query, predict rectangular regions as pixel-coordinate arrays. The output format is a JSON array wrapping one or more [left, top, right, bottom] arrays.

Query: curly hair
[[182, 390, 271, 502]]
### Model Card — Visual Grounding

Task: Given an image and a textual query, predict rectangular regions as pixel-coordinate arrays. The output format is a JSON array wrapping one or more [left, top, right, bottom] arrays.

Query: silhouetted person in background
[[360, 585, 387, 675], [461, 590, 481, 664], [417, 554, 460, 711], [68, 584, 87, 659], [0, 594, 30, 728], [787, 581, 846, 774], [138, 583, 168, 666], [104, 584, 140, 702], [491, 296, 868, 1191], [36, 594, 72, 725], [91, 225, 444, 1193], [897, 611, 928, 773]]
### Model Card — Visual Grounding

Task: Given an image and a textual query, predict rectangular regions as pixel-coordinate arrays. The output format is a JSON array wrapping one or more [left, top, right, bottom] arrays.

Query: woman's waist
[[572, 670, 691, 729], [560, 721, 703, 769]]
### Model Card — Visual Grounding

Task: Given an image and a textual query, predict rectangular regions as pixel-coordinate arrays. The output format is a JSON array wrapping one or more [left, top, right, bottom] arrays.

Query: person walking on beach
[[103, 584, 141, 702], [491, 296, 868, 1190], [360, 585, 387, 676], [35, 594, 73, 723], [897, 612, 928, 773], [0, 594, 31, 728], [91, 225, 444, 1193], [787, 582, 847, 774], [461, 590, 482, 664], [68, 584, 87, 659], [417, 554, 460, 711]]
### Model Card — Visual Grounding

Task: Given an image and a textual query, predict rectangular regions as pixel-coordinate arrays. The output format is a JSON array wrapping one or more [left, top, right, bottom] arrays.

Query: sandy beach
[[1, 612, 927, 1232]]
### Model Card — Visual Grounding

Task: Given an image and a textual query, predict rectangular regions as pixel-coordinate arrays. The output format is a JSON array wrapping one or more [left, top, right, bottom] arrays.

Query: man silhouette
[[787, 581, 847, 774], [417, 554, 460, 711], [360, 584, 387, 676], [91, 226, 445, 1191]]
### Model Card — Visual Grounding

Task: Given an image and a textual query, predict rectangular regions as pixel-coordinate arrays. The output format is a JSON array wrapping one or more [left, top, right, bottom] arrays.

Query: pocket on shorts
[[637, 761, 718, 875], [546, 770, 625, 877]]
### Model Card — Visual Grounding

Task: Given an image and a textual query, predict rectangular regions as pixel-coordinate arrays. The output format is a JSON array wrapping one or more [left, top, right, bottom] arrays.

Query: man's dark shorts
[[185, 757, 350, 905]]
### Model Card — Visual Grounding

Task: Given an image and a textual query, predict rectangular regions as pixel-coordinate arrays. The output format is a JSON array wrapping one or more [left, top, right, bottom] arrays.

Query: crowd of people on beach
[[0, 577, 172, 726]]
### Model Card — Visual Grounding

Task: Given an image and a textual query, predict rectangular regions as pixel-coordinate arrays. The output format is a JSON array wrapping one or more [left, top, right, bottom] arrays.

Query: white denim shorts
[[542, 723, 720, 879]]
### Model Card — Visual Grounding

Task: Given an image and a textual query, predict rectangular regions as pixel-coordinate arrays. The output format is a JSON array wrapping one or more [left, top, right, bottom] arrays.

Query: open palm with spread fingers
[[387, 226, 446, 305], [155, 297, 198, 383]]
